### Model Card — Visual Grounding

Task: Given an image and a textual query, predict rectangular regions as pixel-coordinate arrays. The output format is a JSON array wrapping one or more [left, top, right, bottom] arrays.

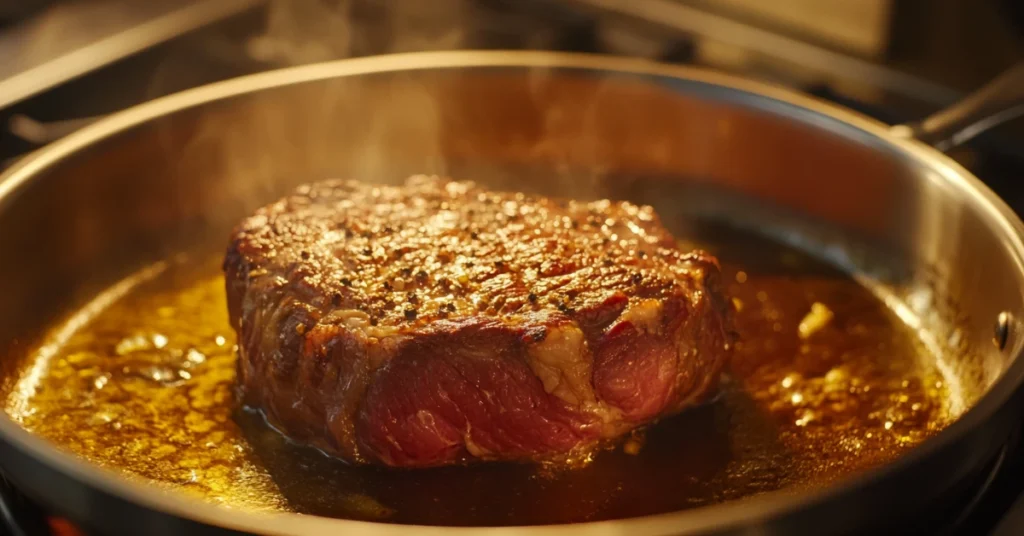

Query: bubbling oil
[[5, 225, 958, 526]]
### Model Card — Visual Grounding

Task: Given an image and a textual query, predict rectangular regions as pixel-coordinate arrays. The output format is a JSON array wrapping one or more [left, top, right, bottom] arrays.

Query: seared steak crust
[[225, 176, 732, 467]]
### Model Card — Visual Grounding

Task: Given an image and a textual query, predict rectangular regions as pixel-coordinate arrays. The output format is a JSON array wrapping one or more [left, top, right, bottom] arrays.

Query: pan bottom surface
[[2, 221, 965, 526]]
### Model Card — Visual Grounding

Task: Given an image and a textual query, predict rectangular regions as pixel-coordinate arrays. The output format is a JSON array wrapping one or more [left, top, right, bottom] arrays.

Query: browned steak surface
[[224, 176, 733, 467]]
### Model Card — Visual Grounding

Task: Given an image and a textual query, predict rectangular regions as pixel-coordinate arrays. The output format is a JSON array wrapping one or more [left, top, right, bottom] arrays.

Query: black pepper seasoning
[[404, 308, 418, 321], [632, 273, 643, 284], [340, 278, 352, 287], [528, 293, 538, 304]]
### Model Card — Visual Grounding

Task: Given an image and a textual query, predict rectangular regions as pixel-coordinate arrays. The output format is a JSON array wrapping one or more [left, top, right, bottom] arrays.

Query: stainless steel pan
[[0, 51, 1022, 536]]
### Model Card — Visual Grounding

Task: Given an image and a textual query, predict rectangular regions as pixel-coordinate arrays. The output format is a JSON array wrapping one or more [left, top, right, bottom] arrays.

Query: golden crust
[[229, 175, 718, 330]]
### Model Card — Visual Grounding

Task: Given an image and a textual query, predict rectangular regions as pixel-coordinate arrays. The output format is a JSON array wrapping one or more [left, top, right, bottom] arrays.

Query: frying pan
[[0, 51, 1023, 536]]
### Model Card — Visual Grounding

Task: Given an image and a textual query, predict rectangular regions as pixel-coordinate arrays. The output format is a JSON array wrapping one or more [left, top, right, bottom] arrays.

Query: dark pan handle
[[891, 63, 1024, 151]]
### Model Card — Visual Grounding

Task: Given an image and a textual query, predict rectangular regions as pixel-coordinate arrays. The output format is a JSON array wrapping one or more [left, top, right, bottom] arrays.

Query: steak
[[224, 176, 733, 468]]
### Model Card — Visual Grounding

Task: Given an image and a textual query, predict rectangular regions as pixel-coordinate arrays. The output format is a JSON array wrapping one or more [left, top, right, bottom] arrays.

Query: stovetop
[[0, 1, 1022, 535]]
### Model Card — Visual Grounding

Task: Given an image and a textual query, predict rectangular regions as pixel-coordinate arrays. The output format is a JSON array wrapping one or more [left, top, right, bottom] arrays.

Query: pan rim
[[1, 49, 1023, 535]]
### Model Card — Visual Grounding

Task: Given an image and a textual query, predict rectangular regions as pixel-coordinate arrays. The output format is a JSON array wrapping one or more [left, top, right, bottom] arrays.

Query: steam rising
[[247, 0, 356, 65], [247, 0, 470, 65], [171, 0, 485, 227], [164, 0, 628, 235]]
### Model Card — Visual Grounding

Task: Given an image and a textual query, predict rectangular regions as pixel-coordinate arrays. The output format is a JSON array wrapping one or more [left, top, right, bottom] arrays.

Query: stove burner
[[0, 437, 1016, 535], [0, 474, 55, 536]]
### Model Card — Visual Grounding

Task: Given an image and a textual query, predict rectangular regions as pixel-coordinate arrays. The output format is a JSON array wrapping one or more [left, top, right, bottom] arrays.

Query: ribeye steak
[[224, 176, 733, 468]]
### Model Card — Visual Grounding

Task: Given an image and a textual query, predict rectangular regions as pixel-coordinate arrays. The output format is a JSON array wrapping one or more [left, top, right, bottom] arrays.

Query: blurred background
[[0, 0, 1021, 165]]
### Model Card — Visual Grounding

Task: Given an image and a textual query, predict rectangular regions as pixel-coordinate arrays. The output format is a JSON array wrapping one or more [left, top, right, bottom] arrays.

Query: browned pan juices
[[4, 222, 962, 526]]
